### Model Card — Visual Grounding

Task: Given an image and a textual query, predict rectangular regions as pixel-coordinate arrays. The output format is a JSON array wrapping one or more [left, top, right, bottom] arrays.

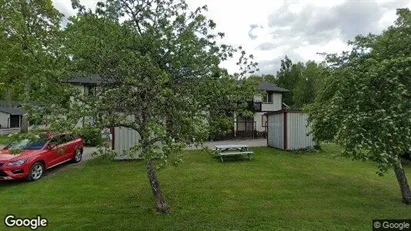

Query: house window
[[85, 85, 96, 96], [263, 92, 273, 103], [262, 114, 268, 127]]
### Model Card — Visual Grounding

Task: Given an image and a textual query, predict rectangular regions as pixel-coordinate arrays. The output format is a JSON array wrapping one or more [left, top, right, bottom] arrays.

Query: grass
[[1, 144, 410, 230], [0, 135, 12, 145]]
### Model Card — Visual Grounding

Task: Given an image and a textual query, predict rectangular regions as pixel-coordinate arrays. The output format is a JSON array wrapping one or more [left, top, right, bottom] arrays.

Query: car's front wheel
[[72, 148, 83, 163], [27, 162, 44, 181]]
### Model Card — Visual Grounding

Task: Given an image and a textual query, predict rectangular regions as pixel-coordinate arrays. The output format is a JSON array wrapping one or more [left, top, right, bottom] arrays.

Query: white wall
[[267, 112, 316, 150], [114, 126, 141, 160], [267, 113, 284, 149], [0, 128, 20, 135], [286, 113, 316, 150], [254, 93, 282, 112], [253, 112, 267, 132], [261, 93, 282, 112], [0, 112, 9, 128]]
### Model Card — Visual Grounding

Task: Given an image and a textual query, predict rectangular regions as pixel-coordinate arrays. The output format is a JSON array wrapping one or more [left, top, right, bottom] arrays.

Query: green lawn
[[1, 144, 410, 230], [0, 135, 12, 145]]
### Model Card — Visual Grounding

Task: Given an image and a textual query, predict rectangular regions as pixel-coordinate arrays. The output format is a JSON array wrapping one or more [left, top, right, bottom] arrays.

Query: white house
[[64, 75, 112, 128], [65, 74, 106, 96], [65, 75, 140, 159], [234, 81, 289, 138]]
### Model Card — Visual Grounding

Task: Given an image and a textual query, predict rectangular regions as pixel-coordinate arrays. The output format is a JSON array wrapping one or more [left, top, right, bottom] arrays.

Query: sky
[[53, 0, 411, 75]]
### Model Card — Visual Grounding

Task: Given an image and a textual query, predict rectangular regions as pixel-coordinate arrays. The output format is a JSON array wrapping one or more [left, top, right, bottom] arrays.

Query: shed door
[[9, 115, 20, 128]]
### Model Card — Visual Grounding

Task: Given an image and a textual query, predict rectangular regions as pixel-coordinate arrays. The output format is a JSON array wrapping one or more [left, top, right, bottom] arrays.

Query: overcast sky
[[53, 0, 411, 75]]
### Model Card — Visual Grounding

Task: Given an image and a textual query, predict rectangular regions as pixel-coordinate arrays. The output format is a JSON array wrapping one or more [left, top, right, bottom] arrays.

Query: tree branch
[[120, 0, 143, 34]]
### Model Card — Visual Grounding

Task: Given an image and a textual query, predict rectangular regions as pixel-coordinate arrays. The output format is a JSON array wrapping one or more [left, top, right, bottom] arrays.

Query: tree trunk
[[20, 114, 29, 133], [5, 86, 11, 107], [21, 81, 30, 133], [394, 159, 411, 205], [146, 159, 170, 213]]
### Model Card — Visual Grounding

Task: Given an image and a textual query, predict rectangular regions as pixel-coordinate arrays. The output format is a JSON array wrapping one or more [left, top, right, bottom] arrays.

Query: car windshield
[[4, 139, 31, 150], [4, 137, 48, 150]]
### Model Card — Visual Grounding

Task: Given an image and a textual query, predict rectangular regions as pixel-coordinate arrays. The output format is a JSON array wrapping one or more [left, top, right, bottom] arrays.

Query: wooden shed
[[267, 109, 316, 150]]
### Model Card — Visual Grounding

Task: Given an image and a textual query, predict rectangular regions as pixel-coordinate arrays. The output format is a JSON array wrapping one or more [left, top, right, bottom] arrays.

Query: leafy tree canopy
[[59, 0, 258, 213], [308, 8, 411, 204]]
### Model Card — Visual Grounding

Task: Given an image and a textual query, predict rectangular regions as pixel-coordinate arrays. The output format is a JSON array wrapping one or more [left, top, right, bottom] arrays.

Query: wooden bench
[[215, 145, 254, 162]]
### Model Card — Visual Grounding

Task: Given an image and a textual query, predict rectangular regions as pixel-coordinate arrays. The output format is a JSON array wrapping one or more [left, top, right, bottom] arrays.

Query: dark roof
[[0, 100, 23, 107], [0, 100, 44, 108], [0, 107, 25, 115], [64, 74, 117, 85], [258, 81, 289, 93]]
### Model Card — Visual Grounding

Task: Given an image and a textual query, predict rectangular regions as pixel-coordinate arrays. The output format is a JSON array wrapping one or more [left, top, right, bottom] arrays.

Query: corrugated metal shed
[[112, 126, 141, 160], [267, 112, 284, 149], [267, 110, 315, 150]]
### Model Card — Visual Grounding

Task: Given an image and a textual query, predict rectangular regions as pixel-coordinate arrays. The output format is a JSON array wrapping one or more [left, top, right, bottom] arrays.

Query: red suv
[[0, 133, 84, 181]]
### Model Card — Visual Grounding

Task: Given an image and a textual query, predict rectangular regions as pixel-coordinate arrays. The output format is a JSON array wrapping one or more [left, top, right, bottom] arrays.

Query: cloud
[[52, 0, 410, 76], [258, 51, 304, 75], [267, 0, 409, 48], [248, 24, 263, 40], [379, 0, 410, 9], [256, 42, 277, 51], [53, 0, 75, 26]]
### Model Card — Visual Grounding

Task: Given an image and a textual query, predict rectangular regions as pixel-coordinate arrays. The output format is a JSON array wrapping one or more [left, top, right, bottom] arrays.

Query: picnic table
[[215, 144, 254, 162]]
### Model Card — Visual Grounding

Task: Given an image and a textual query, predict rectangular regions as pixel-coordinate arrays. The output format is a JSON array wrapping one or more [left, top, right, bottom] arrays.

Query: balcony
[[248, 101, 262, 112]]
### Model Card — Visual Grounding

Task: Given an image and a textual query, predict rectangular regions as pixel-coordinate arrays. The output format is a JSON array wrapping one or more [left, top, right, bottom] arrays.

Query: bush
[[0, 135, 14, 145], [75, 128, 103, 146], [313, 144, 322, 151], [291, 146, 319, 154]]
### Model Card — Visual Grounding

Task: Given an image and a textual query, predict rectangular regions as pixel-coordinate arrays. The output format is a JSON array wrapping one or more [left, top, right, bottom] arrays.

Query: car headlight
[[6, 159, 27, 167]]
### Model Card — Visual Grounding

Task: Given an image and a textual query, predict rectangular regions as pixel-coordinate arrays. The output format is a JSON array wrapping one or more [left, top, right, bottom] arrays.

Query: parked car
[[0, 133, 83, 181]]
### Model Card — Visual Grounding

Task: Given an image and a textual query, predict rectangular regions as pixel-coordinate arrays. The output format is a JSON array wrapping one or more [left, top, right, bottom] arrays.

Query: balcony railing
[[247, 101, 262, 112]]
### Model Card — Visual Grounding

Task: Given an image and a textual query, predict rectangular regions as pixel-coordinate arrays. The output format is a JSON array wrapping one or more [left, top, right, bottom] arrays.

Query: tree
[[275, 56, 325, 108], [293, 61, 327, 109], [276, 56, 296, 105], [197, 70, 259, 140], [62, 0, 257, 213], [262, 74, 276, 84], [308, 8, 411, 204], [0, 0, 65, 131]]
